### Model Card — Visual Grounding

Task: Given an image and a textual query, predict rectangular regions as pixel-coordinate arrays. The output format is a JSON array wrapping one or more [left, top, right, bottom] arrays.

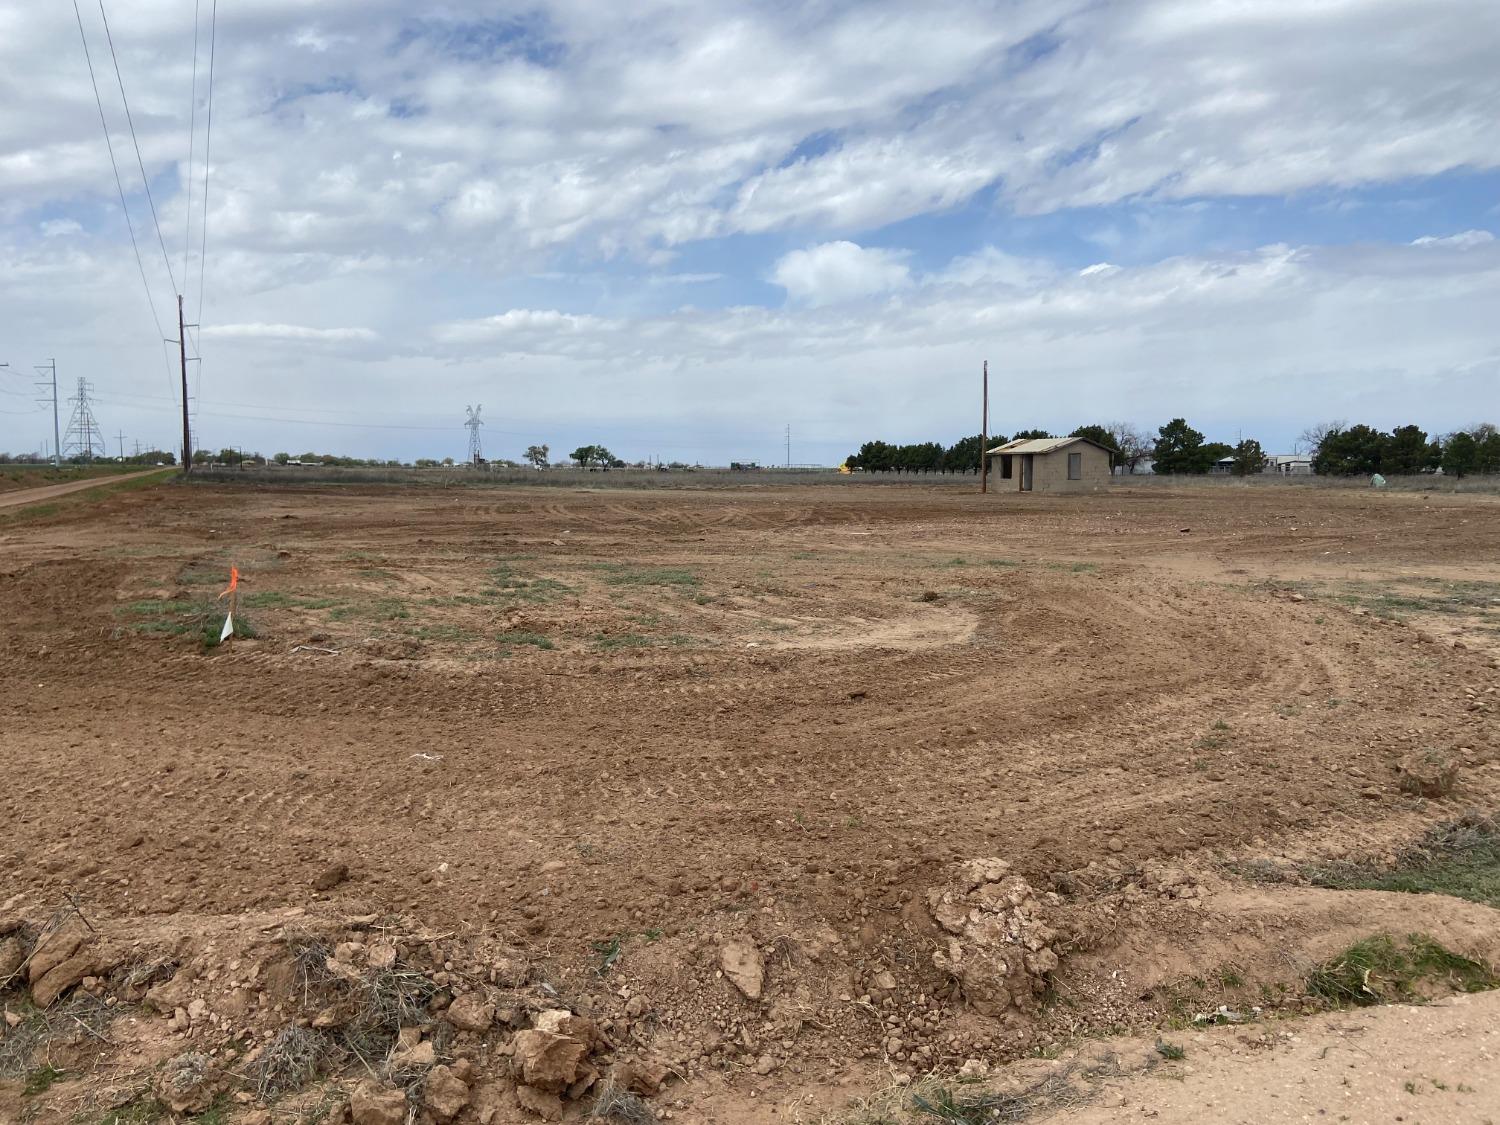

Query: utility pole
[[116, 430, 126, 460], [33, 359, 61, 468], [785, 423, 791, 469], [980, 360, 989, 494], [178, 295, 192, 474]]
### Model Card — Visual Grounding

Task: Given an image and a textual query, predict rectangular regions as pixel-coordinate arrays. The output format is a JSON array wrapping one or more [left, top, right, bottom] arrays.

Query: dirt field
[[2, 478, 1498, 1124]]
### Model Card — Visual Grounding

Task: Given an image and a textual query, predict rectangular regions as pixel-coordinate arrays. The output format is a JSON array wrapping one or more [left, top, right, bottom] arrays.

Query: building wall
[[994, 444, 1112, 492]]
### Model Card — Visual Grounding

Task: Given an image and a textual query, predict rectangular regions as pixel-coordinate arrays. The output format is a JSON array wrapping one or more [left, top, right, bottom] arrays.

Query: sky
[[1, 0, 1498, 466]]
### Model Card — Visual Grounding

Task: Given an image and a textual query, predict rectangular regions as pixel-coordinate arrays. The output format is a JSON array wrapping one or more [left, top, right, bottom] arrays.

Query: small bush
[[1308, 934, 1498, 1007]]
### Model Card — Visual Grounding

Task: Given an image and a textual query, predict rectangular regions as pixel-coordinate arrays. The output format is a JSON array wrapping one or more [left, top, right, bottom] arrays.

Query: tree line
[[844, 419, 1498, 478]]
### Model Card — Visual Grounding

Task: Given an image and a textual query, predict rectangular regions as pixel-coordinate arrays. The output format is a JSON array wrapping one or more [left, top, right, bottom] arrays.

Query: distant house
[[1270, 454, 1313, 475], [985, 436, 1113, 493], [1211, 456, 1236, 474]]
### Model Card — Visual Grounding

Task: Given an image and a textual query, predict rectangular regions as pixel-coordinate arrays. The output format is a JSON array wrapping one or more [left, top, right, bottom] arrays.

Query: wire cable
[[97, 0, 178, 297], [72, 0, 179, 407], [196, 0, 218, 329], [183, 0, 200, 290]]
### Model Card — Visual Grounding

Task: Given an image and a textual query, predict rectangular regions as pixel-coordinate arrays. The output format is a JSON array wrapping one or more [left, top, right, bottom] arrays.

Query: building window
[[1001, 455, 1013, 479], [1068, 452, 1082, 480]]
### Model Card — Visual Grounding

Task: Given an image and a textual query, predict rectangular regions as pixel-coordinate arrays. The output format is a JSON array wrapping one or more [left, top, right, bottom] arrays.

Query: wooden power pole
[[980, 359, 989, 494], [178, 295, 192, 474]]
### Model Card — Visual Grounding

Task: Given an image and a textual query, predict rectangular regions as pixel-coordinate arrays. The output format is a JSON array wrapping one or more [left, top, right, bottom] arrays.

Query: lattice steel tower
[[62, 378, 108, 461], [465, 404, 484, 465]]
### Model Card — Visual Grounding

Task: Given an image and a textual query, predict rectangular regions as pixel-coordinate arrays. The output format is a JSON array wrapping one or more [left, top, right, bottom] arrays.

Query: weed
[[1196, 735, 1227, 750], [593, 633, 654, 650], [1302, 813, 1500, 908], [983, 559, 1020, 568], [23, 1063, 64, 1096], [592, 936, 624, 976], [590, 1081, 654, 1123], [253, 1024, 329, 1100], [241, 592, 342, 611], [90, 1098, 166, 1124], [592, 564, 701, 588], [1211, 719, 1230, 731], [497, 630, 555, 650], [642, 928, 664, 943], [845, 815, 864, 828], [192, 1096, 234, 1125], [1216, 966, 1246, 989], [487, 564, 574, 603], [1307, 934, 1499, 1007], [1403, 1080, 1418, 1094], [910, 1084, 1027, 1123], [1154, 1040, 1186, 1060]]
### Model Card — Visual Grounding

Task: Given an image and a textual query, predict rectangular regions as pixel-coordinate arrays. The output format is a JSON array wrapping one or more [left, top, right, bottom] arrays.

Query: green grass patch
[[596, 563, 697, 586], [487, 564, 575, 603], [329, 597, 410, 622], [113, 598, 255, 648], [1308, 934, 1498, 1007], [1304, 814, 1500, 908], [86, 1097, 167, 1125], [23, 1063, 65, 1096], [497, 630, 554, 650], [240, 592, 343, 611], [593, 633, 655, 650], [591, 563, 701, 588]]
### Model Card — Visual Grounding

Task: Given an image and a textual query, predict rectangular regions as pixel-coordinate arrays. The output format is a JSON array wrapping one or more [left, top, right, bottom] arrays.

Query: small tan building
[[986, 436, 1113, 493]]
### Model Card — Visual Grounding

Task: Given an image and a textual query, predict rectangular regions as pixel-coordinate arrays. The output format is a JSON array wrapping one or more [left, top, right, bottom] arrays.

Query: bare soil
[[1, 479, 1497, 1124]]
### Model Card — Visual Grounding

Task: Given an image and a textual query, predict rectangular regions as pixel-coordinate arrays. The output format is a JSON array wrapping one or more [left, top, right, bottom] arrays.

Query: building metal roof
[[985, 436, 1114, 456]]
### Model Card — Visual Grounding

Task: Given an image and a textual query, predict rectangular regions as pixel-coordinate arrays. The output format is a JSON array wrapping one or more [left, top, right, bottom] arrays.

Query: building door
[[1021, 454, 1033, 491]]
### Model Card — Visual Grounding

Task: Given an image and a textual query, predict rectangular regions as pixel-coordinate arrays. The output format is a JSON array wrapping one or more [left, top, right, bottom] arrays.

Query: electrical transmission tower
[[62, 378, 108, 462], [465, 404, 484, 466], [33, 359, 61, 467]]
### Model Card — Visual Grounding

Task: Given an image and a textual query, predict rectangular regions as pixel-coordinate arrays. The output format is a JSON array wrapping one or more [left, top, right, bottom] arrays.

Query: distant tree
[[1151, 418, 1213, 474], [1202, 441, 1234, 467], [217, 448, 242, 466], [441, 457, 455, 466], [1010, 428, 1053, 441], [415, 458, 439, 468], [525, 444, 550, 469], [1441, 431, 1478, 477], [1106, 422, 1153, 474], [1230, 438, 1268, 475], [1472, 424, 1500, 474], [944, 434, 985, 474], [1299, 420, 1346, 460], [192, 449, 212, 465], [1383, 425, 1430, 475], [1313, 425, 1387, 476], [273, 452, 291, 465]]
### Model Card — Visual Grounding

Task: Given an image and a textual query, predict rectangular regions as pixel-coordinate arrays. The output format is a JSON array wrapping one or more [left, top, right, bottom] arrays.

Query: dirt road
[[0, 480, 1496, 1123], [0, 467, 167, 510]]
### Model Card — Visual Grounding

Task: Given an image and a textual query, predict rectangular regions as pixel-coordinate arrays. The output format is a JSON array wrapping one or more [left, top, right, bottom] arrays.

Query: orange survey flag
[[219, 566, 239, 600]]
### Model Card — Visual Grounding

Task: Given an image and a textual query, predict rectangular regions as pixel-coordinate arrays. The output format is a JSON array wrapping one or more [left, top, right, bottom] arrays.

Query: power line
[[182, 0, 200, 289], [196, 0, 218, 329], [72, 0, 179, 407], [97, 0, 178, 297]]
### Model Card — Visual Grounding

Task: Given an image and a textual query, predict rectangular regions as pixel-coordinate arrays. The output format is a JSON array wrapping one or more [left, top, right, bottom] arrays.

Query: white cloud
[[39, 218, 82, 238], [202, 323, 377, 342], [771, 241, 911, 305], [1411, 230, 1496, 249]]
